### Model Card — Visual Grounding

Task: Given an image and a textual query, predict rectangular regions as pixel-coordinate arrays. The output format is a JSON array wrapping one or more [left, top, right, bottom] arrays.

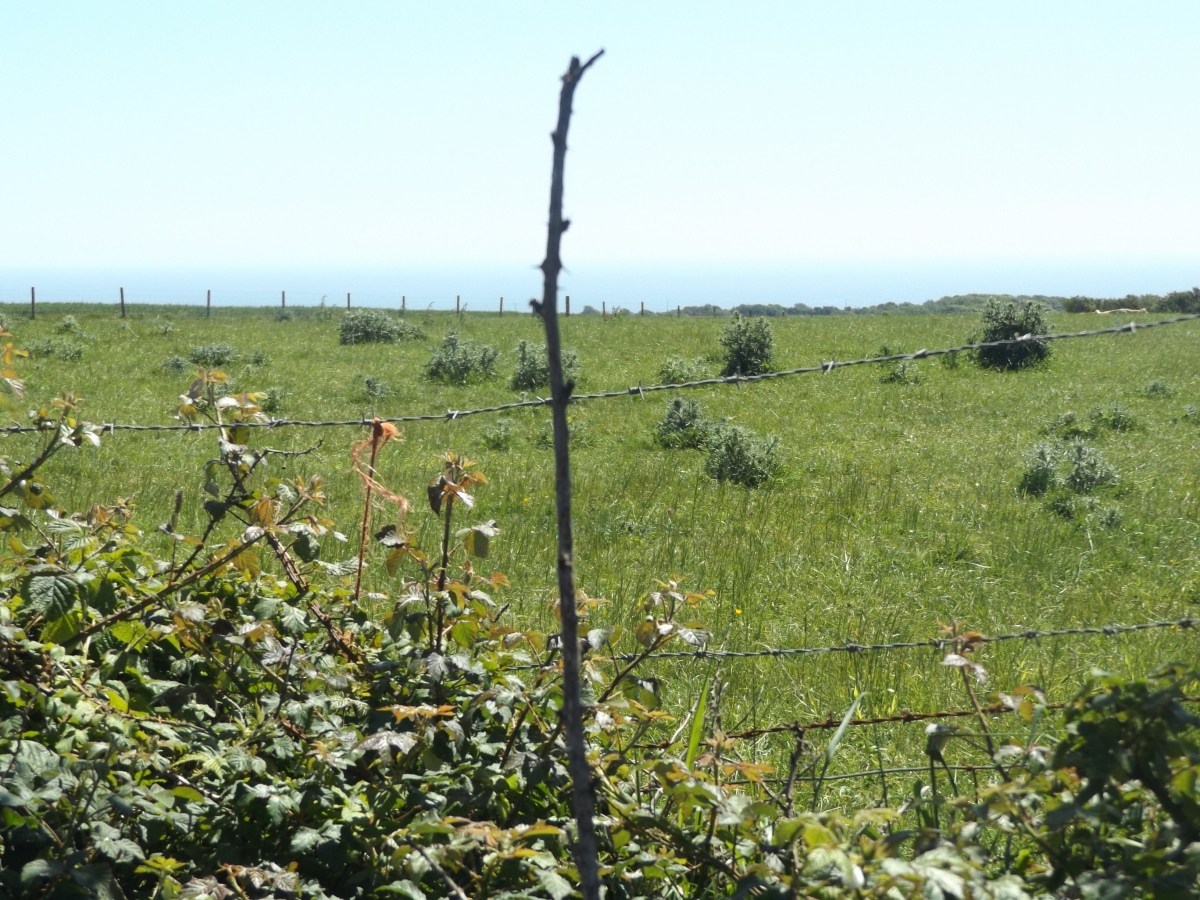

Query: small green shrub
[[880, 361, 920, 384], [719, 314, 774, 376], [510, 339, 580, 391], [276, 309, 293, 322], [655, 397, 714, 450], [188, 343, 234, 367], [339, 309, 423, 344], [159, 355, 188, 375], [157, 320, 174, 335], [939, 349, 961, 369], [260, 386, 285, 413], [247, 348, 271, 367], [28, 338, 84, 361], [1091, 401, 1136, 432], [481, 418, 516, 451], [1143, 378, 1173, 397], [657, 356, 706, 384], [1042, 410, 1094, 440], [362, 376, 391, 400], [703, 425, 780, 487], [970, 298, 1052, 370], [55, 315, 83, 336], [1063, 439, 1118, 492], [424, 332, 499, 384], [1019, 442, 1061, 496]]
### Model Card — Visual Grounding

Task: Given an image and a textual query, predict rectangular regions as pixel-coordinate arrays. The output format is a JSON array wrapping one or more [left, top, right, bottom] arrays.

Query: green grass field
[[4, 302, 1197, 799]]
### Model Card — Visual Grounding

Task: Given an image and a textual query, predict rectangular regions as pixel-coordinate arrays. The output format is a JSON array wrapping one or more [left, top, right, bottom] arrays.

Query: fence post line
[[30, 287, 35, 320], [281, 290, 286, 309], [347, 292, 351, 310], [565, 294, 570, 316], [206, 289, 211, 317], [120, 287, 125, 319], [401, 295, 406, 313], [533, 50, 604, 900], [602, 300, 606, 319], [640, 300, 645, 316], [499, 296, 504, 316], [456, 294, 460, 315], [677, 305, 681, 318]]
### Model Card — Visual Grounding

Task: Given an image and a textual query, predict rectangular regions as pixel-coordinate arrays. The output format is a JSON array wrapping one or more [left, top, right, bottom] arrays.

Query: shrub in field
[[481, 417, 516, 450], [187, 343, 234, 366], [1143, 378, 1173, 397], [655, 396, 714, 449], [1091, 400, 1137, 431], [1019, 441, 1061, 496], [970, 298, 1052, 370], [54, 314, 84, 337], [338, 308, 423, 344], [510, 338, 580, 390], [940, 349, 961, 369], [247, 348, 271, 367], [719, 313, 774, 376], [1063, 439, 1118, 492], [703, 424, 781, 486], [657, 355, 706, 384], [1042, 410, 1094, 440], [27, 338, 84, 361], [159, 354, 188, 375], [424, 331, 499, 384], [361, 375, 391, 399], [157, 320, 174, 335], [260, 385, 285, 413], [880, 361, 920, 384]]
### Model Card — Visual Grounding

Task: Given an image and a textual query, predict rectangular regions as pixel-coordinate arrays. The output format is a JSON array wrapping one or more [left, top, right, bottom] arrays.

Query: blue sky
[[2, 3, 1198, 300]]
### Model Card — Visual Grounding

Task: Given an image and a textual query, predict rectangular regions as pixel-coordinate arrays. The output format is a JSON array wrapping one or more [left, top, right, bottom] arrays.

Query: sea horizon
[[1, 259, 1197, 313]]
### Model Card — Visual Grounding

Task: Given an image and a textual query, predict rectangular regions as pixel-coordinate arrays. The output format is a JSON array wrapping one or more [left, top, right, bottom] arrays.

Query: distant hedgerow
[[510, 339, 580, 391], [970, 299, 1052, 370], [339, 309, 423, 345], [719, 314, 774, 376], [704, 425, 780, 487], [424, 332, 499, 384]]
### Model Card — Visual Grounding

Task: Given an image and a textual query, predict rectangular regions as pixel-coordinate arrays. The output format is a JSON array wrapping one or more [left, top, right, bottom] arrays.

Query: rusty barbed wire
[[2, 313, 1195, 436]]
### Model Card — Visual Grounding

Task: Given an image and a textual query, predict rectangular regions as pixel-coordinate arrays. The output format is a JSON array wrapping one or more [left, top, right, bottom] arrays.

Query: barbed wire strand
[[603, 617, 1195, 665], [4, 313, 1196, 437]]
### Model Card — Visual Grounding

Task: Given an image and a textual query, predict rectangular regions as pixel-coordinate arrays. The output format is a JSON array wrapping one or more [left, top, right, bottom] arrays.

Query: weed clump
[[510, 339, 580, 391], [657, 356, 706, 384], [339, 309, 423, 345], [261, 386, 285, 413], [160, 355, 188, 375], [481, 418, 516, 451], [704, 425, 780, 487], [1143, 378, 1173, 397], [1042, 411, 1093, 440], [880, 362, 920, 385], [247, 349, 271, 367], [362, 376, 392, 400], [55, 315, 84, 337], [28, 338, 84, 361], [719, 314, 774, 377], [655, 397, 714, 450], [1090, 401, 1136, 432], [1063, 439, 1118, 493], [970, 298, 1052, 370], [425, 333, 499, 385], [1019, 442, 1061, 496], [188, 343, 234, 367]]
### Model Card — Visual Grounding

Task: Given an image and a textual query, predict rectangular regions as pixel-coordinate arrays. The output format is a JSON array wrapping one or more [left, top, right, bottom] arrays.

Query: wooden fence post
[[402, 295, 406, 313], [30, 287, 35, 320], [499, 296, 504, 316], [565, 294, 570, 316], [640, 300, 645, 316], [677, 305, 681, 317], [347, 292, 351, 310], [281, 290, 286, 309], [206, 289, 211, 317], [456, 294, 460, 315], [601, 300, 606, 319], [120, 287, 125, 319]]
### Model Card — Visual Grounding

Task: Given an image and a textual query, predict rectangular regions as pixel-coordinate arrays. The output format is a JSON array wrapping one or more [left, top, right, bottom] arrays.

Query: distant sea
[[1, 260, 1197, 313]]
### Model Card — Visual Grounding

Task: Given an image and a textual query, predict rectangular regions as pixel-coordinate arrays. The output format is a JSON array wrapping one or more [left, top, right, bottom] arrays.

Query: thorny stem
[[353, 421, 383, 605]]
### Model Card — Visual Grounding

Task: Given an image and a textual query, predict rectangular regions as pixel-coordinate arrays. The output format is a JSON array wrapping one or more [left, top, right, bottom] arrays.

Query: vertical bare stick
[[566, 294, 571, 317], [347, 292, 351, 310], [120, 286, 125, 319], [402, 295, 406, 313], [30, 287, 35, 320], [640, 300, 645, 316], [456, 294, 460, 315], [499, 296, 504, 316], [281, 290, 286, 309], [602, 300, 606, 318], [533, 49, 604, 900], [207, 289, 211, 317]]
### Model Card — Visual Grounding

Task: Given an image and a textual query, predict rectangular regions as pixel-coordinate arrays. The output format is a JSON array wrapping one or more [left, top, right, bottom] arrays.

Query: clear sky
[[3, 3, 1199, 287]]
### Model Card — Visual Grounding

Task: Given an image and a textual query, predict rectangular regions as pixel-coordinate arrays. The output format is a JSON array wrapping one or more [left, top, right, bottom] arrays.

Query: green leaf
[[826, 692, 866, 763], [21, 859, 66, 886], [685, 677, 710, 770], [203, 461, 222, 497], [171, 786, 204, 803], [41, 610, 82, 644], [21, 573, 78, 620], [293, 532, 321, 562], [535, 869, 575, 900]]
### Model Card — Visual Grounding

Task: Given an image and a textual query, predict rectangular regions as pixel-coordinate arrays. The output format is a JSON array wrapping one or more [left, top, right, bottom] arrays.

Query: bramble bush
[[970, 298, 1052, 370], [1, 330, 1199, 899]]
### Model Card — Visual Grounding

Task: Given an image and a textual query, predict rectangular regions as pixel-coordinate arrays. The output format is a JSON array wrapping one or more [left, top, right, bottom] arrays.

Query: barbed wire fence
[[1, 312, 1196, 436]]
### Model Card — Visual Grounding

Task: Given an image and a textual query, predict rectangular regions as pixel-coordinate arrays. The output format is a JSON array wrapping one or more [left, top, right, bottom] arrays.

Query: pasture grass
[[4, 302, 1198, 800]]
